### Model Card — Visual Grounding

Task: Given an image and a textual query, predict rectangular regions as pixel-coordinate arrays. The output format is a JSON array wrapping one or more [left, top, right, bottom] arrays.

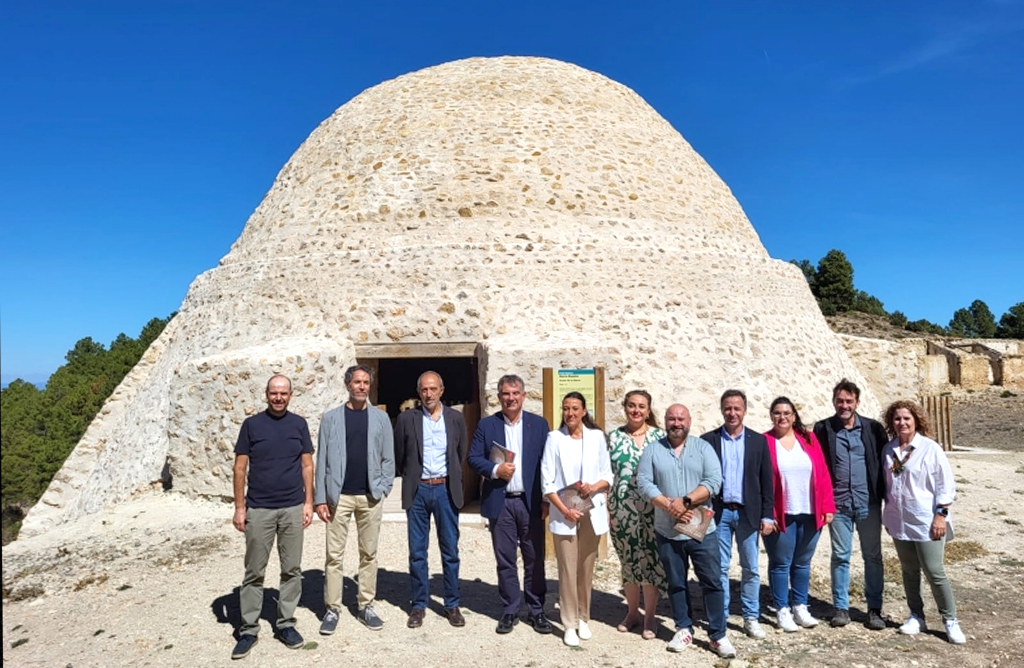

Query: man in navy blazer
[[467, 374, 553, 635], [700, 389, 774, 640], [394, 371, 469, 629]]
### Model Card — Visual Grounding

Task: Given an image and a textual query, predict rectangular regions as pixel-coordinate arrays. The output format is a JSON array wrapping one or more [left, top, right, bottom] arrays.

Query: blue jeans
[[407, 482, 461, 610], [829, 504, 883, 611], [763, 514, 821, 609], [718, 507, 762, 619], [656, 531, 727, 641]]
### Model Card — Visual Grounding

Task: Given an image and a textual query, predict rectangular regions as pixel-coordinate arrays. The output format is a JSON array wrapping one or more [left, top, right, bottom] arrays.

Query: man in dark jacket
[[701, 389, 774, 640], [813, 379, 890, 630], [394, 371, 469, 629]]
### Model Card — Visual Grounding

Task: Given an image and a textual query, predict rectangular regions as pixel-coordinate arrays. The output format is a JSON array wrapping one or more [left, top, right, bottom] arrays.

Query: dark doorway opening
[[372, 357, 478, 421]]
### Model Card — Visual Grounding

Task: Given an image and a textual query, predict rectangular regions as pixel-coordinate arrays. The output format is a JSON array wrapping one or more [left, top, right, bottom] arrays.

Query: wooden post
[[921, 395, 953, 451]]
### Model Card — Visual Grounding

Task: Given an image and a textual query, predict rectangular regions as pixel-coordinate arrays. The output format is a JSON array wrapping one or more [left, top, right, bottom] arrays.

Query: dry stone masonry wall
[[21, 57, 876, 538]]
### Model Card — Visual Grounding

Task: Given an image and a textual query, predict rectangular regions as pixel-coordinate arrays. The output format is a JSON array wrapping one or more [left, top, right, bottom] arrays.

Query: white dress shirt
[[541, 426, 614, 536], [883, 433, 956, 541]]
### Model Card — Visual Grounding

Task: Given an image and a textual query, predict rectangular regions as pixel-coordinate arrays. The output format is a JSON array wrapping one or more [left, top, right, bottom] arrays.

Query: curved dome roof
[[224, 56, 766, 264]]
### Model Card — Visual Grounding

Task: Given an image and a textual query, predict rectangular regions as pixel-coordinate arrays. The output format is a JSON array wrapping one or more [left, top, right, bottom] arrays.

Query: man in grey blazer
[[314, 364, 395, 634], [394, 371, 469, 629]]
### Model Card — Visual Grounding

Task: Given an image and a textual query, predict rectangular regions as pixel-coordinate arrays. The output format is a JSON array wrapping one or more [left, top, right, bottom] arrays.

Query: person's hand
[[577, 482, 593, 498], [564, 507, 584, 523], [760, 519, 775, 536], [315, 503, 333, 523], [302, 502, 314, 528], [233, 508, 246, 533], [930, 514, 948, 540], [667, 497, 690, 521], [496, 462, 516, 481], [823, 513, 834, 525], [541, 502, 550, 520]]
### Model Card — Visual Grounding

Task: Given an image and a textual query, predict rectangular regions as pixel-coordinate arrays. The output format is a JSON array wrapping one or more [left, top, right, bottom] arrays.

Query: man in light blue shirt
[[701, 390, 774, 640], [394, 371, 469, 629], [637, 404, 734, 659]]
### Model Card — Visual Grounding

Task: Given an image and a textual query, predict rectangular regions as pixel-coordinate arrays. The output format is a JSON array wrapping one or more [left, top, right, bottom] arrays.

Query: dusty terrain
[[3, 439, 1022, 668]]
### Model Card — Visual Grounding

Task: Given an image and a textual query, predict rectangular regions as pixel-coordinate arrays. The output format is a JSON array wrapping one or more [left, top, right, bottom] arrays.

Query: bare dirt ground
[[4, 442, 1023, 668]]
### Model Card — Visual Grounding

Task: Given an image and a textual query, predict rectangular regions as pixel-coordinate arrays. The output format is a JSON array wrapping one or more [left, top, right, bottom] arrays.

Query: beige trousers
[[324, 493, 383, 611], [553, 512, 600, 628]]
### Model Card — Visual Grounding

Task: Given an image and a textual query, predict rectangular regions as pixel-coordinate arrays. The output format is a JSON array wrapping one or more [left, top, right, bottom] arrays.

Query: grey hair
[[417, 370, 444, 390], [497, 374, 525, 394]]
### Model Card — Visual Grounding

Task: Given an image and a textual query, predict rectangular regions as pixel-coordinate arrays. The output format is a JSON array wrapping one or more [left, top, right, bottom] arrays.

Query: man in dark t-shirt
[[231, 375, 314, 660]]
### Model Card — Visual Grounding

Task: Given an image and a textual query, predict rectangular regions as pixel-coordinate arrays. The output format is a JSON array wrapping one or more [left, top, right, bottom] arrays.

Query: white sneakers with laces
[[792, 604, 819, 628], [743, 617, 767, 639], [711, 636, 737, 658], [667, 628, 693, 652], [899, 614, 926, 635], [944, 618, 966, 644], [776, 607, 799, 632]]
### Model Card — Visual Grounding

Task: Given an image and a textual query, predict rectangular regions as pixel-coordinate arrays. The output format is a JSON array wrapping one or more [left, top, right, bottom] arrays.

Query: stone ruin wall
[[836, 335, 951, 413]]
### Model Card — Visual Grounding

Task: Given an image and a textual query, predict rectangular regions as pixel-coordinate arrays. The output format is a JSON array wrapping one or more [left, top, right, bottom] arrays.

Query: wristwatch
[[935, 507, 949, 517]]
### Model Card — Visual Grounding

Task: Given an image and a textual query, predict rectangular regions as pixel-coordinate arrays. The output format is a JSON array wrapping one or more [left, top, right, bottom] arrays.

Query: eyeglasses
[[771, 411, 794, 418]]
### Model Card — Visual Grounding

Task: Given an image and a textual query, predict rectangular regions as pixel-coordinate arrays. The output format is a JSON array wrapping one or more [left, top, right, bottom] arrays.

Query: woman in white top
[[542, 391, 614, 647], [882, 400, 965, 644], [763, 396, 835, 633]]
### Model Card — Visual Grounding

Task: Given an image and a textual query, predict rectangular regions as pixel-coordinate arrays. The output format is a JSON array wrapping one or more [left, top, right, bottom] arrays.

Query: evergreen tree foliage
[[996, 302, 1024, 339], [948, 300, 998, 338], [889, 311, 909, 328], [814, 250, 856, 313], [0, 314, 173, 543]]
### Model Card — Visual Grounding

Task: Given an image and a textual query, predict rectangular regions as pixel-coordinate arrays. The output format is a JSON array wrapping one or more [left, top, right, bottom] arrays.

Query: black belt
[[724, 502, 744, 511], [505, 492, 525, 498], [421, 477, 447, 485]]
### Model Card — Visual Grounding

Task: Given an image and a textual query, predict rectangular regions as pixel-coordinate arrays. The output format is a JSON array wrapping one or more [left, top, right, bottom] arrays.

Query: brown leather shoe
[[407, 608, 425, 629], [444, 606, 466, 627]]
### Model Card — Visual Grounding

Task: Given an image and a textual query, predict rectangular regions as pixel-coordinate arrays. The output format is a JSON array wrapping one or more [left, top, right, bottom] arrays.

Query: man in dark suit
[[467, 374, 553, 635], [813, 379, 889, 630], [394, 371, 469, 629], [701, 389, 774, 640]]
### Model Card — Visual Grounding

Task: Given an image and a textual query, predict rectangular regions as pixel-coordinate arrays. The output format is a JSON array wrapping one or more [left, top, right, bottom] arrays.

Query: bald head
[[664, 403, 692, 445]]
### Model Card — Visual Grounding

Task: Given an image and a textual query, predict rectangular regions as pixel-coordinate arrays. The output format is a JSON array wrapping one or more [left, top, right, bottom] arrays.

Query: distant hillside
[[827, 312, 934, 341]]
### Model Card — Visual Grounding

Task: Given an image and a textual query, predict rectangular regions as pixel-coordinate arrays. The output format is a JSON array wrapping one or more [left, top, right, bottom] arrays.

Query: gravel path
[[4, 450, 1023, 668]]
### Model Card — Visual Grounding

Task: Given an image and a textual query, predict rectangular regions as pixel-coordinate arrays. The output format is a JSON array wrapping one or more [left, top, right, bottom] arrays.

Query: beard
[[668, 426, 690, 440]]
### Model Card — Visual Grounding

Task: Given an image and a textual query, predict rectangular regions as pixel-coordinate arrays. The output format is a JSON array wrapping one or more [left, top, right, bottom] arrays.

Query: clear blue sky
[[2, 1, 1022, 385]]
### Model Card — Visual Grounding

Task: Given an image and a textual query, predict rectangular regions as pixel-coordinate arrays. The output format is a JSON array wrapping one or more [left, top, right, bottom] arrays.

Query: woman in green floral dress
[[607, 389, 666, 639]]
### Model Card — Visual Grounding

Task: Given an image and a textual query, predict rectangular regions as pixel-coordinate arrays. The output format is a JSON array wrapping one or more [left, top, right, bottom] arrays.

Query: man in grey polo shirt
[[637, 403, 735, 659]]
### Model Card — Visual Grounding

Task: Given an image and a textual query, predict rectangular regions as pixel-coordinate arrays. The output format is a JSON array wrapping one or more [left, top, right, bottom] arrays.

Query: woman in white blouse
[[882, 400, 965, 645], [542, 391, 614, 647]]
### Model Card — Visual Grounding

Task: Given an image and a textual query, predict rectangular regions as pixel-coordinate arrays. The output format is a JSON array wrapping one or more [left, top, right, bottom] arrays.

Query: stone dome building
[[21, 56, 876, 537]]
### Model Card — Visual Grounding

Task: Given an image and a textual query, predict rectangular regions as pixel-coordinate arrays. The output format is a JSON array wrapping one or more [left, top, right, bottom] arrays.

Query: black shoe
[[275, 626, 304, 649], [231, 634, 258, 659], [831, 609, 851, 627], [866, 609, 886, 630], [407, 608, 425, 629], [526, 611, 554, 634], [496, 613, 519, 634]]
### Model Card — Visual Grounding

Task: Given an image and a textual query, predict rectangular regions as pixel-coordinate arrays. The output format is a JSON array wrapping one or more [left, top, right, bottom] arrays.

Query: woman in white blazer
[[542, 391, 614, 647]]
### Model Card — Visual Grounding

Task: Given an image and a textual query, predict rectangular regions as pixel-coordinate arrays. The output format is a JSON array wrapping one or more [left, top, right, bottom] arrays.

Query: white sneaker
[[899, 614, 926, 635], [563, 628, 580, 647], [793, 604, 819, 628], [711, 635, 737, 658], [667, 628, 693, 652], [777, 607, 799, 633], [945, 618, 966, 644], [577, 620, 592, 640], [743, 618, 766, 639]]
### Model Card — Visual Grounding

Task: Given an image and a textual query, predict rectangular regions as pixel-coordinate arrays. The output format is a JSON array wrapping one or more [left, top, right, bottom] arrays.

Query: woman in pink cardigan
[[763, 396, 835, 633]]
